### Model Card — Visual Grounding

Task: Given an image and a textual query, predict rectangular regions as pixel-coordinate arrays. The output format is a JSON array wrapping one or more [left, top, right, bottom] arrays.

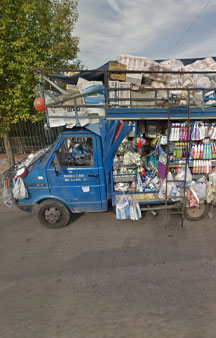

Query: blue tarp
[[100, 120, 131, 199], [50, 61, 116, 85], [100, 120, 131, 178]]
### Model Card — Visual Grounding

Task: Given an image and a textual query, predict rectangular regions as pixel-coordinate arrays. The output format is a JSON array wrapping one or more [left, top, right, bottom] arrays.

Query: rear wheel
[[37, 199, 71, 229], [184, 203, 209, 221]]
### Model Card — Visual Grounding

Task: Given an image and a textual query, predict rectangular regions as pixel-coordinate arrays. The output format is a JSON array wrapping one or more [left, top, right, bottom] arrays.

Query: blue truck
[[3, 63, 216, 228]]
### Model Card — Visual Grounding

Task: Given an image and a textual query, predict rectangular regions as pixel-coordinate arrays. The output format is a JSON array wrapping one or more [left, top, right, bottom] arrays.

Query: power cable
[[170, 0, 211, 55]]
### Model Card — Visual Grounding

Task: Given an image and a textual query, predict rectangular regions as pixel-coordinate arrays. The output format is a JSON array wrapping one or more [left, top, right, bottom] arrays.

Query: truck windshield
[[40, 144, 55, 166]]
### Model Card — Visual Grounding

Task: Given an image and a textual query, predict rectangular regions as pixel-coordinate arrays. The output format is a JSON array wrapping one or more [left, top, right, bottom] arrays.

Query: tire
[[37, 199, 71, 229], [184, 203, 209, 221]]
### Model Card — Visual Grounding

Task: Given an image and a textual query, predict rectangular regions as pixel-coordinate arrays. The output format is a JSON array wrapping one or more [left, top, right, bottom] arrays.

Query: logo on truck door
[[64, 173, 86, 182]]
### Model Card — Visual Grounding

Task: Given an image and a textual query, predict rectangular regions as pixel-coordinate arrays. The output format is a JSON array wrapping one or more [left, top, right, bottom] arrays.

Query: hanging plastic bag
[[158, 161, 166, 179], [136, 173, 143, 192], [209, 169, 216, 183], [157, 148, 167, 179], [35, 83, 44, 97], [123, 151, 134, 166], [193, 92, 205, 111], [133, 153, 141, 166], [116, 195, 130, 220], [130, 195, 142, 220], [147, 153, 156, 168], [206, 181, 214, 203], [158, 172, 179, 200], [192, 182, 206, 202], [12, 177, 28, 200], [189, 184, 200, 204], [175, 165, 192, 187], [3, 181, 14, 207], [187, 189, 198, 207], [209, 169, 216, 193]]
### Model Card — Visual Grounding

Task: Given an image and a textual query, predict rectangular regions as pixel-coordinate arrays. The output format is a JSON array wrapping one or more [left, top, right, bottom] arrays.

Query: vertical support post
[[181, 90, 191, 227], [165, 88, 170, 228], [74, 98, 79, 126], [104, 71, 108, 119]]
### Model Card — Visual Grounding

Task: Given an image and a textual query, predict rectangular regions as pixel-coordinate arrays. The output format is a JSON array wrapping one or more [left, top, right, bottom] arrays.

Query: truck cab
[[16, 128, 108, 228]]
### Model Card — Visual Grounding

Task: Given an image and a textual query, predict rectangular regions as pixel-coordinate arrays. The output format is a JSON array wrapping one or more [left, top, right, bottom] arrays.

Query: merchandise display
[[113, 119, 216, 213], [113, 120, 165, 194]]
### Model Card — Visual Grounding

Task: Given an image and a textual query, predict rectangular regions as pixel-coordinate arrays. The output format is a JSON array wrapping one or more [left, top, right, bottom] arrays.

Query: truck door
[[46, 134, 104, 212]]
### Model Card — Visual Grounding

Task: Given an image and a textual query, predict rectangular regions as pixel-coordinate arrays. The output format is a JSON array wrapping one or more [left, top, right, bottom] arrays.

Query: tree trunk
[[3, 132, 15, 168]]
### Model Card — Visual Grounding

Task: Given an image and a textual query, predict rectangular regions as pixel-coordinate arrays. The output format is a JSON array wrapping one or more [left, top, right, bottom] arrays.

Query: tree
[[0, 0, 81, 166]]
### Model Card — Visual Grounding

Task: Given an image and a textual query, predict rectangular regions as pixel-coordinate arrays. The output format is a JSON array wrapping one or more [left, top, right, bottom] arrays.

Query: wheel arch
[[35, 195, 70, 208], [34, 196, 72, 215]]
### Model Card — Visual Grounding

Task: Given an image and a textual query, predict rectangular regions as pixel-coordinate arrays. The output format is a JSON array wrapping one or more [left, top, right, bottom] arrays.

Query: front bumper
[[16, 203, 33, 213]]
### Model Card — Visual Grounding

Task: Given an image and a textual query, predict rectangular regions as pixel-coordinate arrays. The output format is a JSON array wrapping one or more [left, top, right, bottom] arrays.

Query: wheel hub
[[44, 207, 62, 223], [186, 204, 206, 218]]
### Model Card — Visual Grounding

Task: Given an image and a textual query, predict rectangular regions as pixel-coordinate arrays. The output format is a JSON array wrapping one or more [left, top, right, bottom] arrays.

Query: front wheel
[[37, 199, 71, 229], [184, 203, 209, 221]]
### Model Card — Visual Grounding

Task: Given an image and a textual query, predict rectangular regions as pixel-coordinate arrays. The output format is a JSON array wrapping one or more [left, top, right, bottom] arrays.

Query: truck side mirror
[[53, 150, 62, 174]]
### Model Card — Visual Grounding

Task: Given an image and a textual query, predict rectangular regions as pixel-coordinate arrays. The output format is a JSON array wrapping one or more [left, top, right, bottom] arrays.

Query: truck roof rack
[[33, 68, 216, 127]]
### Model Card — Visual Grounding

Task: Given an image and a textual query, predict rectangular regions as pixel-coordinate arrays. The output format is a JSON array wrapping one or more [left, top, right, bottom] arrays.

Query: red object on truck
[[34, 97, 45, 112]]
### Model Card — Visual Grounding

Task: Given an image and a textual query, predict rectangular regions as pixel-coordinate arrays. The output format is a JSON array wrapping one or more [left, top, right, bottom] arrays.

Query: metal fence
[[0, 119, 63, 154]]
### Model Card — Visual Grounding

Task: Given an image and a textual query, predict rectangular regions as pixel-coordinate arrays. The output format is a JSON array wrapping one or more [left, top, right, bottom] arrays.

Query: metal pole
[[181, 91, 191, 227], [165, 88, 170, 228]]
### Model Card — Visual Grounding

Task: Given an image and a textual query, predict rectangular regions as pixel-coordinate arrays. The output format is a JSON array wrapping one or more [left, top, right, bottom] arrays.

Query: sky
[[74, 0, 216, 69]]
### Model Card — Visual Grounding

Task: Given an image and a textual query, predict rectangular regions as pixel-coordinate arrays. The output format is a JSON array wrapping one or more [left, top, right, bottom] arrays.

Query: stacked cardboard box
[[108, 61, 127, 81], [109, 81, 131, 106]]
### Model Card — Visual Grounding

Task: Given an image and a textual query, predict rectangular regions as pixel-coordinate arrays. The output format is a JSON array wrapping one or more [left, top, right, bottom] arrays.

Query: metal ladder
[[165, 90, 191, 227]]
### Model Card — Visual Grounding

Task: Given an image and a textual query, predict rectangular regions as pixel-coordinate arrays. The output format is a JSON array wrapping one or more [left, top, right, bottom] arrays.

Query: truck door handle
[[88, 174, 98, 177]]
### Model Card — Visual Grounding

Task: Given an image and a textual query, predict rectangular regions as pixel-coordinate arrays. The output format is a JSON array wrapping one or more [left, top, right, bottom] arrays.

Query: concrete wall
[[0, 154, 28, 178], [0, 156, 10, 177], [0, 154, 29, 206]]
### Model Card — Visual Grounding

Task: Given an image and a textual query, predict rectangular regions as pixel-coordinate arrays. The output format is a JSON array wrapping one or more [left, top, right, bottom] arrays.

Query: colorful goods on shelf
[[113, 120, 216, 211], [170, 123, 190, 141]]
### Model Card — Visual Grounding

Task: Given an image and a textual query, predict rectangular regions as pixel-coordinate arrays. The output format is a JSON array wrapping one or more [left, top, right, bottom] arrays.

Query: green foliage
[[0, 0, 80, 135]]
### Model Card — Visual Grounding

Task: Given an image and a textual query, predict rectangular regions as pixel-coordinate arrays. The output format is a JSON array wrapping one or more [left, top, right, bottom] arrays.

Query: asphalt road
[[1, 205, 216, 338]]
